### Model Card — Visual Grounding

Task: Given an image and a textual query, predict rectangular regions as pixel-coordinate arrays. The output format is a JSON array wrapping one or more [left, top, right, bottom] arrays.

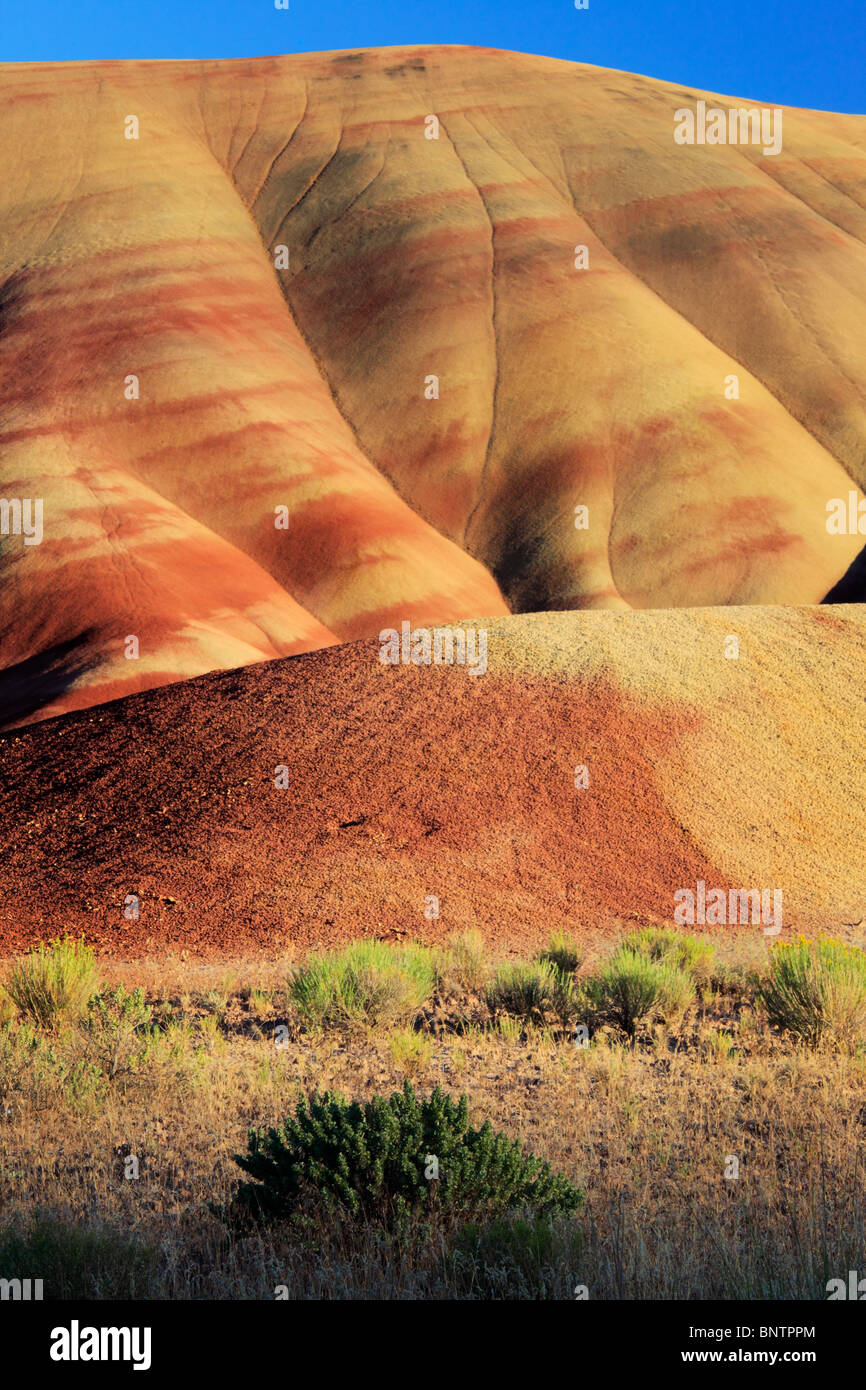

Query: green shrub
[[4, 936, 101, 1031], [0, 1022, 62, 1109], [708, 961, 754, 998], [756, 937, 866, 1050], [587, 946, 695, 1039], [225, 1080, 583, 1229], [288, 941, 436, 1029], [436, 930, 488, 993], [487, 960, 559, 1021], [625, 926, 715, 983], [538, 931, 582, 977], [77, 986, 155, 1079], [488, 959, 580, 1029]]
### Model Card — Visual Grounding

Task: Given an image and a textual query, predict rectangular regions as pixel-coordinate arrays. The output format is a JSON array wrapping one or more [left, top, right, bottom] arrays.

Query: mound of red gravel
[[1, 607, 863, 959]]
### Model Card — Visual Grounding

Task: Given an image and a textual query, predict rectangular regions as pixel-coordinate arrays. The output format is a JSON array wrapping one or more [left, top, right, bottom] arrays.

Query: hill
[[2, 46, 866, 726]]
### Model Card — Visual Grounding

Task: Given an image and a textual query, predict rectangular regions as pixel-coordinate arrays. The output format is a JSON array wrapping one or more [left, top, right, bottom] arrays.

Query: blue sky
[[3, 0, 864, 112]]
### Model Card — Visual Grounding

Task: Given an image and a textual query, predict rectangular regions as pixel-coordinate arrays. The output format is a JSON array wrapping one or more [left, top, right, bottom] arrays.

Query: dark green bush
[[225, 1080, 582, 1229]]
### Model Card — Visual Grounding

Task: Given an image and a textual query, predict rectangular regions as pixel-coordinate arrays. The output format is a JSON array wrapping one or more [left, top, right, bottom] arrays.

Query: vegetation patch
[[586, 945, 695, 1039], [4, 936, 101, 1031], [756, 937, 866, 1050], [224, 1080, 583, 1230], [288, 941, 436, 1029], [0, 1213, 157, 1299], [624, 926, 715, 984]]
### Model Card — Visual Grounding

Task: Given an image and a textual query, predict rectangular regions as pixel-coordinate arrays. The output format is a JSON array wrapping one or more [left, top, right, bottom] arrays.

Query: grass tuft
[[537, 931, 583, 977], [756, 937, 866, 1050], [586, 945, 695, 1039], [4, 936, 101, 1032], [388, 1027, 434, 1077], [487, 960, 559, 1022], [436, 930, 489, 993], [288, 940, 436, 1030], [624, 926, 715, 984]]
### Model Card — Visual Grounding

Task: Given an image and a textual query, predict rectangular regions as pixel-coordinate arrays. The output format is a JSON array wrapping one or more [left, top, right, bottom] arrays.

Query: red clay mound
[[1, 607, 863, 958]]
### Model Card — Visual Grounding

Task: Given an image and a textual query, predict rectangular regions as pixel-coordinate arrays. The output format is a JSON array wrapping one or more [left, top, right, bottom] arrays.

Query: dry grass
[[0, 930, 863, 1299]]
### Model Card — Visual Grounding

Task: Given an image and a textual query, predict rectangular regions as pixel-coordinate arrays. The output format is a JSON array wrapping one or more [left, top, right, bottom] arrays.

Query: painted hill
[[1, 46, 866, 728], [0, 606, 863, 956]]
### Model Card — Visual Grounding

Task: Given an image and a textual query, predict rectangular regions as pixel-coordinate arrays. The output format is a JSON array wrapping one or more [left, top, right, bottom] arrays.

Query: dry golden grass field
[[1, 927, 864, 1300]]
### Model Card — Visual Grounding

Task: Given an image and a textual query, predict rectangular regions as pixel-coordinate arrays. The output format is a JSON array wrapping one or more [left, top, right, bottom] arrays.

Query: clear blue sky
[[3, 0, 864, 113]]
